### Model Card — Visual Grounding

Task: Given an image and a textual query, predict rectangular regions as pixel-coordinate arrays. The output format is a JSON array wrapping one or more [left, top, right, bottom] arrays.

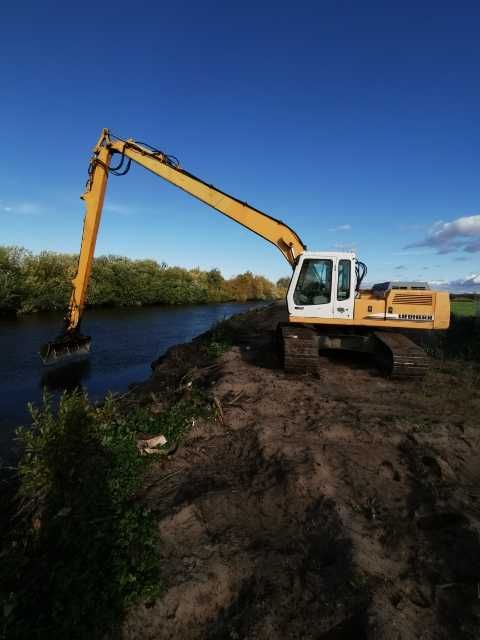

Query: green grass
[[0, 390, 210, 640], [451, 300, 478, 317], [203, 332, 233, 359]]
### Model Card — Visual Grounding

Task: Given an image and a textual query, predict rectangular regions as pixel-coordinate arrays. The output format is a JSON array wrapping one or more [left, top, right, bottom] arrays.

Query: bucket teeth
[[40, 334, 91, 366]]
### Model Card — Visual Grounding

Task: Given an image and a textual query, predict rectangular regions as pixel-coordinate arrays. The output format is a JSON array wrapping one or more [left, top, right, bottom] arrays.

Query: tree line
[[0, 246, 289, 314]]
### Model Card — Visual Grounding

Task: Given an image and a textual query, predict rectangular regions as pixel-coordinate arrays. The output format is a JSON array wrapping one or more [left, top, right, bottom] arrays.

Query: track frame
[[278, 323, 429, 378]]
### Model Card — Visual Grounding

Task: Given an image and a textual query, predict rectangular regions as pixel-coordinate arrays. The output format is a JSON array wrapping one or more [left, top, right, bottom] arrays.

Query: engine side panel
[[289, 289, 450, 330]]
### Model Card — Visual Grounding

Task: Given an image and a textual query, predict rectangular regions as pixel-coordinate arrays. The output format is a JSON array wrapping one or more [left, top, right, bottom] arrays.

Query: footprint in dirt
[[379, 460, 401, 482], [421, 455, 442, 480]]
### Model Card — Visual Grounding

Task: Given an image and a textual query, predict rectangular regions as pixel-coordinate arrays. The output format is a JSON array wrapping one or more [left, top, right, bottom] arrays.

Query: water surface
[[0, 302, 264, 459]]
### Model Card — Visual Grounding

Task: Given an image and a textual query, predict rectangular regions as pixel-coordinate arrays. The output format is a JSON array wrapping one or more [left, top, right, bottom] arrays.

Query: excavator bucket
[[40, 332, 91, 366]]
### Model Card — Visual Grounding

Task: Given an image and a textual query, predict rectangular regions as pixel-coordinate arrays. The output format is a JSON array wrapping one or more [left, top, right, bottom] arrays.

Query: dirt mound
[[124, 304, 480, 639]]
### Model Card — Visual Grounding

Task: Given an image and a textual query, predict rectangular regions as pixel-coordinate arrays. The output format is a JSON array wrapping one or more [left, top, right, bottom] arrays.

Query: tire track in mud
[[398, 438, 480, 639]]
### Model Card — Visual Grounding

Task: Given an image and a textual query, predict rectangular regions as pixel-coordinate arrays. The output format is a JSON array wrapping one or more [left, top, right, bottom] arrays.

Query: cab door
[[287, 255, 335, 319], [333, 258, 355, 320]]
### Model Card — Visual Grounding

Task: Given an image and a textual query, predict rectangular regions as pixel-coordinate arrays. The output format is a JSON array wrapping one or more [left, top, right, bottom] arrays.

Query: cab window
[[337, 260, 351, 301], [293, 259, 332, 305]]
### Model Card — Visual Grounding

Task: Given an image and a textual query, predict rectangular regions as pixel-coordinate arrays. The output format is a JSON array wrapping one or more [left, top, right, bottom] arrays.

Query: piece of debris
[[227, 390, 245, 406], [136, 433, 167, 455], [212, 395, 225, 425]]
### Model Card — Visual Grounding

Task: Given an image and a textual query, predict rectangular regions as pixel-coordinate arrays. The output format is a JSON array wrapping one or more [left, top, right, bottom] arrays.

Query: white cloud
[[0, 200, 44, 215], [333, 242, 357, 252], [406, 214, 480, 254], [393, 249, 432, 256], [16, 202, 43, 215], [397, 223, 425, 232], [430, 273, 480, 293], [104, 203, 132, 215], [329, 224, 351, 232]]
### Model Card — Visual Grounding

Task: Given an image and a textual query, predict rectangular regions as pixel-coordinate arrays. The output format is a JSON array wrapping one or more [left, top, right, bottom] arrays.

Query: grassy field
[[451, 299, 479, 317]]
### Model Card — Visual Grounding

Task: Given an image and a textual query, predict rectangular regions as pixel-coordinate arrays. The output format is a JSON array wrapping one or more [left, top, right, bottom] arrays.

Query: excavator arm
[[40, 129, 305, 364]]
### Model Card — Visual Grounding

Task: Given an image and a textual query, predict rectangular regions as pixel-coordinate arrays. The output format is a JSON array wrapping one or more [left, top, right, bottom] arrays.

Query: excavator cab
[[287, 252, 358, 321]]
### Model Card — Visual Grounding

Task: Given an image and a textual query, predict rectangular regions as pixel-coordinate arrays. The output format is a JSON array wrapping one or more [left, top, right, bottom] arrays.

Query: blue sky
[[1, 1, 479, 289]]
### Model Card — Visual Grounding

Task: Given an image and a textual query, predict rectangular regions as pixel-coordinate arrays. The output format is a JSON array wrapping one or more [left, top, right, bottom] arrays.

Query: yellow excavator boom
[[40, 128, 449, 374], [40, 129, 305, 364]]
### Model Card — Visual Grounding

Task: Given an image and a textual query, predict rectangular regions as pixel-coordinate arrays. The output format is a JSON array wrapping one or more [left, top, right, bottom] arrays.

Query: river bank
[[123, 306, 480, 639], [0, 301, 267, 461], [2, 305, 479, 639]]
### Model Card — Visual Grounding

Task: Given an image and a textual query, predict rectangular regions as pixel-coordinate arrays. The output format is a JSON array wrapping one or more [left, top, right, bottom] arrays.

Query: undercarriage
[[279, 323, 429, 378]]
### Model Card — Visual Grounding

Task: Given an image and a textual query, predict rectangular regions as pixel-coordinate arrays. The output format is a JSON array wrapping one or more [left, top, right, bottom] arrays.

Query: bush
[[0, 246, 29, 313], [0, 386, 216, 639], [443, 316, 480, 362], [0, 246, 283, 314], [0, 392, 166, 640], [416, 316, 480, 364]]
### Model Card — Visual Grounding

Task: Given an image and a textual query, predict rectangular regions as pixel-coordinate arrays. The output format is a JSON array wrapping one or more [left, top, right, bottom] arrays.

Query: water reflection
[[40, 359, 91, 392]]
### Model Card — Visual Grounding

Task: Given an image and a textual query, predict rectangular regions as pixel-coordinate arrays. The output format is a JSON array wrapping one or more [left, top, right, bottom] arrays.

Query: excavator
[[41, 129, 450, 378]]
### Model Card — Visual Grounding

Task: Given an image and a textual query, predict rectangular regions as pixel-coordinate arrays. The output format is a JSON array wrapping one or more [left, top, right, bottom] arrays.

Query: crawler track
[[280, 323, 430, 379], [373, 331, 429, 378], [280, 325, 319, 374]]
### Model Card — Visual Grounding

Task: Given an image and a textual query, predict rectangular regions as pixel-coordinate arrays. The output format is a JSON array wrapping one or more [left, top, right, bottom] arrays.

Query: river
[[0, 302, 265, 460]]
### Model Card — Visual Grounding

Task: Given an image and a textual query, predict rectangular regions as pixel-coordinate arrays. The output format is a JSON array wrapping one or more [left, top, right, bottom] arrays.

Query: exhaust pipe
[[40, 331, 92, 366]]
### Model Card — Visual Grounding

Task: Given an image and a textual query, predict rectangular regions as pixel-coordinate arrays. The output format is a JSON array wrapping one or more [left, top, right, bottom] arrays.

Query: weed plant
[[0, 390, 206, 640]]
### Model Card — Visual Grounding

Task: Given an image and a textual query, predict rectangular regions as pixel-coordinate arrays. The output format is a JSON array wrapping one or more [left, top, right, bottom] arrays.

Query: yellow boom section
[[109, 139, 305, 264], [64, 129, 305, 334], [67, 145, 112, 330]]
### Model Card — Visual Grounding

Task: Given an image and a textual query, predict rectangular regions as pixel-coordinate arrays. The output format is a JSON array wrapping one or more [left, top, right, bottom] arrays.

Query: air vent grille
[[393, 294, 433, 305]]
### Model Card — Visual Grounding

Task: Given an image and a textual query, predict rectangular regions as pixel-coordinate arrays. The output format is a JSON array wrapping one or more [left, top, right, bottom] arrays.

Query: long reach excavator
[[41, 129, 450, 377]]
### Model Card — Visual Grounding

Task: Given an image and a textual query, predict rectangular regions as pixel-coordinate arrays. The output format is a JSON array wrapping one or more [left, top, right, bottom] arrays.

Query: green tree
[[22, 251, 76, 312], [0, 246, 282, 312], [0, 246, 29, 312]]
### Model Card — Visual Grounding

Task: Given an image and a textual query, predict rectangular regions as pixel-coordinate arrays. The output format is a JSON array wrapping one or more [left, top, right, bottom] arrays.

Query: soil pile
[[124, 303, 480, 640]]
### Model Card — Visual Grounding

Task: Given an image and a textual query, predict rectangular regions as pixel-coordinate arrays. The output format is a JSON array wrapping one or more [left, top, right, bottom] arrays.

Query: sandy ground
[[123, 304, 480, 640]]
